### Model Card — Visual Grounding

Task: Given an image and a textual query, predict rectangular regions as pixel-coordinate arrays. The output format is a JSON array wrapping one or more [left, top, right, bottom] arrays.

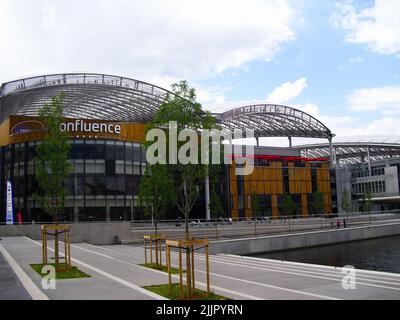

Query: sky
[[1, 0, 400, 146]]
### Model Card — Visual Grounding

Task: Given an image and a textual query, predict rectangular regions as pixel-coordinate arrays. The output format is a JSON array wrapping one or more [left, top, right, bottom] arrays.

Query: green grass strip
[[140, 263, 185, 274], [143, 283, 231, 300], [30, 263, 90, 280]]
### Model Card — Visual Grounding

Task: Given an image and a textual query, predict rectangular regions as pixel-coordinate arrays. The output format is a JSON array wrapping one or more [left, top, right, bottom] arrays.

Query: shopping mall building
[[0, 73, 338, 223]]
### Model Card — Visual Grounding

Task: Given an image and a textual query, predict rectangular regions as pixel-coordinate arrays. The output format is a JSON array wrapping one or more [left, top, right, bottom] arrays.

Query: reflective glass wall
[[0, 139, 146, 222]]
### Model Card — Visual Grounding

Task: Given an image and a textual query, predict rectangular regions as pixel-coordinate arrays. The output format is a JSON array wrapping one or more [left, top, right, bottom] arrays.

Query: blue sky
[[1, 0, 400, 142]]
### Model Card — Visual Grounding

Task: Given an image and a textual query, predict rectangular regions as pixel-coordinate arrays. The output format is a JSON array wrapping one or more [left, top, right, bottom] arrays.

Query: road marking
[[0, 244, 48, 301], [75, 242, 400, 290], [63, 242, 336, 300], [24, 238, 167, 300], [180, 251, 400, 292], [215, 254, 400, 285], [194, 269, 340, 300], [224, 254, 400, 281], [68, 242, 400, 297], [38, 239, 261, 300]]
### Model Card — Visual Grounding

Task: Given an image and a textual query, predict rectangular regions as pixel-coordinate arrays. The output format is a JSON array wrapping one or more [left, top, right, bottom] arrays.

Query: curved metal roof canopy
[[0, 73, 171, 123], [294, 142, 400, 165], [1, 74, 334, 143], [215, 104, 333, 139]]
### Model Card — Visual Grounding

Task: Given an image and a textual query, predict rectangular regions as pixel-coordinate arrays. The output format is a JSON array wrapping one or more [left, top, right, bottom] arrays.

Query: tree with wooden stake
[[139, 164, 175, 268], [363, 187, 374, 224], [35, 92, 72, 270], [146, 81, 218, 299], [341, 188, 352, 223], [251, 191, 261, 234], [280, 193, 297, 217], [209, 167, 225, 219], [313, 189, 325, 217]]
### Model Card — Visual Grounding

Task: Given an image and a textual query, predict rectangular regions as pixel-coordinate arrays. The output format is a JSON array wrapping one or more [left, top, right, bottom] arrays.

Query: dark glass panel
[[125, 175, 140, 195]]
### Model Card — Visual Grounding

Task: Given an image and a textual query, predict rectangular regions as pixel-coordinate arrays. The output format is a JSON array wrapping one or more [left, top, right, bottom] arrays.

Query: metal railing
[[129, 210, 400, 241]]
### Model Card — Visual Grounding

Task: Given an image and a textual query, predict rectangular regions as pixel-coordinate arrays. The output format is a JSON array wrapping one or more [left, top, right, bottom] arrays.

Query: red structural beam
[[228, 154, 330, 162]]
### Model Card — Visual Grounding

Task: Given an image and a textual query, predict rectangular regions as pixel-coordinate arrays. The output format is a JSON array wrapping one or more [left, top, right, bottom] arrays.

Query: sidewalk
[[1, 236, 400, 300], [0, 245, 31, 300]]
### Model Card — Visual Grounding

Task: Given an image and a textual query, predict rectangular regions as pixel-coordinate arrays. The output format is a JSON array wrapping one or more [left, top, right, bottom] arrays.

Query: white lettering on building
[[59, 120, 121, 134]]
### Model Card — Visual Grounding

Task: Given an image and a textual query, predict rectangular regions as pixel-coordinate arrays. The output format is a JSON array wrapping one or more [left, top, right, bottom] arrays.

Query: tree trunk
[[155, 219, 159, 267], [183, 179, 192, 298], [55, 231, 59, 265], [54, 213, 59, 267]]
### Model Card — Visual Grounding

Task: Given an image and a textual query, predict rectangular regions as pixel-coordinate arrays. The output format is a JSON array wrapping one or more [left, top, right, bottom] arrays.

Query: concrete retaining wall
[[209, 222, 400, 255], [0, 222, 131, 245]]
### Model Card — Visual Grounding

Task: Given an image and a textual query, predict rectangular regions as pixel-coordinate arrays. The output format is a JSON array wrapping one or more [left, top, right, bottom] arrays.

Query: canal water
[[251, 235, 400, 274]]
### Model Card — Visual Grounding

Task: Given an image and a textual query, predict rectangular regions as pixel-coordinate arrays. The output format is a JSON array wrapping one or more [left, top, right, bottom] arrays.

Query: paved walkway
[[0, 244, 31, 300], [0, 236, 400, 300]]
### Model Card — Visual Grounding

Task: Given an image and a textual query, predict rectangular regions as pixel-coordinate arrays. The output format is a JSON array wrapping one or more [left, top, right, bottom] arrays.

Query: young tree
[[208, 166, 225, 219], [280, 193, 297, 217], [139, 164, 175, 268], [35, 92, 71, 264], [139, 164, 176, 235], [313, 190, 325, 217], [209, 189, 224, 219], [251, 191, 262, 217], [341, 189, 352, 221], [146, 81, 218, 297], [363, 187, 374, 223]]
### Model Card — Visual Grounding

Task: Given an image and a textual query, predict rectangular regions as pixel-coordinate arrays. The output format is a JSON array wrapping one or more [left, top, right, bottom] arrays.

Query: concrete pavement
[[1, 236, 400, 300], [0, 246, 31, 300]]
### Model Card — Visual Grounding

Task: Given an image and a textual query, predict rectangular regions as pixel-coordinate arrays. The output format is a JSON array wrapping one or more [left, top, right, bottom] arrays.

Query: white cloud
[[338, 117, 400, 137], [196, 86, 231, 107], [334, 0, 400, 55], [293, 103, 354, 133], [337, 57, 364, 70], [267, 78, 307, 104], [346, 86, 400, 111], [0, 0, 296, 85]]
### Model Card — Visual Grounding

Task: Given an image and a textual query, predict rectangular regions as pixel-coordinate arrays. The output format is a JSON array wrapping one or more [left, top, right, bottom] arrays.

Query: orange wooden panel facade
[[0, 115, 146, 147], [230, 161, 332, 218]]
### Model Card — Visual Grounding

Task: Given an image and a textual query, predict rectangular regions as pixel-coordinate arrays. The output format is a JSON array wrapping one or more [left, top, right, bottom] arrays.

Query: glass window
[[125, 142, 134, 161], [125, 162, 133, 174], [74, 160, 84, 173], [125, 175, 139, 195], [95, 160, 105, 174], [105, 141, 115, 160], [76, 174, 85, 195], [85, 176, 96, 196], [115, 160, 125, 174], [85, 160, 96, 174], [115, 142, 125, 160], [134, 164, 141, 175]]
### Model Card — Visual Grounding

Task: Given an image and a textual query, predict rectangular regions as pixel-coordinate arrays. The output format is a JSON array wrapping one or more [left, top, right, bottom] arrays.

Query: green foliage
[[143, 284, 230, 300], [363, 188, 373, 213], [341, 189, 352, 213], [209, 188, 224, 218], [280, 193, 297, 217], [138, 164, 176, 226], [313, 190, 325, 215], [251, 191, 262, 217], [140, 263, 184, 274], [145, 81, 219, 227], [208, 165, 225, 218], [34, 92, 71, 223], [30, 264, 90, 279]]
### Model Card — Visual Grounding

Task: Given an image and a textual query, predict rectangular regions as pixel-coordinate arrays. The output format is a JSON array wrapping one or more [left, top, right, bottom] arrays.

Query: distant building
[[295, 141, 400, 213], [0, 73, 335, 222]]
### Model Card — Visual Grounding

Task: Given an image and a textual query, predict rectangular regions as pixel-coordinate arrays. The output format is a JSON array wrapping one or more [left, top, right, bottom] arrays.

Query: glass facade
[[0, 139, 147, 223]]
